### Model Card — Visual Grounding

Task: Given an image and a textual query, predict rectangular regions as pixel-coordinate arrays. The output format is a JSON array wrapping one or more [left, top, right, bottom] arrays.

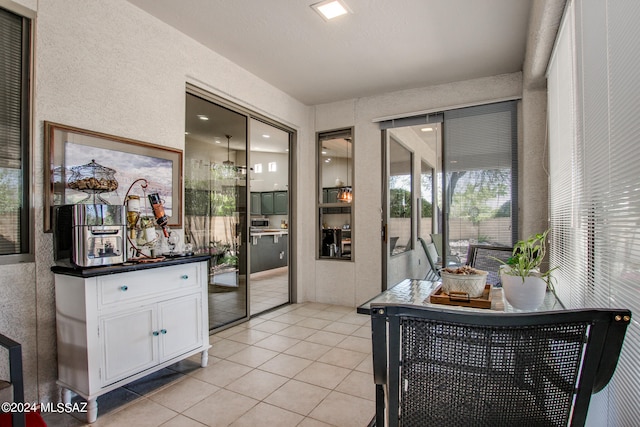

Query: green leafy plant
[[497, 229, 557, 289]]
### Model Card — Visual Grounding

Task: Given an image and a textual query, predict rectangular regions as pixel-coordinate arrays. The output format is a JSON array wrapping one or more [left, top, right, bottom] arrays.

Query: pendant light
[[223, 134, 233, 166], [218, 134, 237, 180], [337, 138, 352, 203]]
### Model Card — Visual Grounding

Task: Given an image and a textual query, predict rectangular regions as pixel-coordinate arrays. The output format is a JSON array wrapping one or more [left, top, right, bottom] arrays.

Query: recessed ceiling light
[[185, 132, 190, 135], [262, 134, 270, 138], [197, 115, 209, 121], [311, 0, 350, 21], [421, 127, 434, 132]]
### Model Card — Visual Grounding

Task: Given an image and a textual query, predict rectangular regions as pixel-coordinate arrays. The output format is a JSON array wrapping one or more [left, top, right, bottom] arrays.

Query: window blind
[[443, 101, 518, 262], [0, 7, 30, 256], [548, 0, 640, 424]]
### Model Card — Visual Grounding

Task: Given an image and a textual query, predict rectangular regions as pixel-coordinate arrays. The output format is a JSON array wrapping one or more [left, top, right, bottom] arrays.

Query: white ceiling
[[127, 0, 533, 106]]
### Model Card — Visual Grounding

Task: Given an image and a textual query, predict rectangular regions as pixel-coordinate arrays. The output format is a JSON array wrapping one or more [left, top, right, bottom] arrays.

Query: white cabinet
[[53, 258, 210, 423]]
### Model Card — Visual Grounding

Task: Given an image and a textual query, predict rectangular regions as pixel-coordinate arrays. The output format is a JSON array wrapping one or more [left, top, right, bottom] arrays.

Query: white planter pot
[[500, 271, 547, 310]]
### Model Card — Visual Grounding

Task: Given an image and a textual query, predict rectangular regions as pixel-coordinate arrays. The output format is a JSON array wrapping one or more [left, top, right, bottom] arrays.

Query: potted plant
[[498, 229, 557, 310]]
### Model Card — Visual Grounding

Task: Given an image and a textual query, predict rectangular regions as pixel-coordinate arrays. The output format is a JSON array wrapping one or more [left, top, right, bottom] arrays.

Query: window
[[388, 136, 413, 255], [0, 6, 31, 262], [317, 128, 353, 260]]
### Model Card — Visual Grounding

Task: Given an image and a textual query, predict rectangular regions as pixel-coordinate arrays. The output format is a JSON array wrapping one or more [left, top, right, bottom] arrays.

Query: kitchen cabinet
[[259, 191, 288, 215], [251, 233, 288, 273], [53, 257, 210, 423], [261, 192, 274, 214], [273, 191, 288, 214], [250, 192, 261, 215]]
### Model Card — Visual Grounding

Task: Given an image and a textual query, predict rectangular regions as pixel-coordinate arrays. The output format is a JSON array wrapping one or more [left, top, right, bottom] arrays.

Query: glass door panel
[[248, 118, 290, 315], [185, 93, 248, 330]]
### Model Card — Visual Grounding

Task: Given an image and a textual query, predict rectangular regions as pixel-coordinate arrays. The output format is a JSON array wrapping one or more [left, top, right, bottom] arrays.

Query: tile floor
[[42, 302, 375, 427]]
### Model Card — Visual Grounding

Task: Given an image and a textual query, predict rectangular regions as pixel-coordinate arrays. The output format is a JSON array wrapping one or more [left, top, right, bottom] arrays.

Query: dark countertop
[[51, 254, 211, 278]]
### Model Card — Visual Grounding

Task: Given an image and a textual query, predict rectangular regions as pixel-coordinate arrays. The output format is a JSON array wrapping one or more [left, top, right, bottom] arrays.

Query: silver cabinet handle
[[120, 285, 128, 291], [160, 329, 167, 334], [152, 331, 159, 336], [181, 275, 189, 280]]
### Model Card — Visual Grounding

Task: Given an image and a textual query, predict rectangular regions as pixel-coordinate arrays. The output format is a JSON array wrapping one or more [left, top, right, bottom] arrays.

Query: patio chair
[[0, 334, 47, 427], [430, 233, 462, 266], [418, 237, 441, 281], [466, 244, 513, 286], [370, 304, 631, 427]]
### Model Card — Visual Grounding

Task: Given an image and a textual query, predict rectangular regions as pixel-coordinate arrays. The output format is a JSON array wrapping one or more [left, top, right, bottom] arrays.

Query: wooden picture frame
[[44, 121, 183, 232]]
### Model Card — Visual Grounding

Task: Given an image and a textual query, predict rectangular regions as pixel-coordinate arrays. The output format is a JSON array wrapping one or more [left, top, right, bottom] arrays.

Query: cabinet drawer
[[98, 264, 199, 308]]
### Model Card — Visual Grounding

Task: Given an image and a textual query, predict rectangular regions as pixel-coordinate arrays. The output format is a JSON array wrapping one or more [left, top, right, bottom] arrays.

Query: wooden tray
[[428, 284, 493, 309]]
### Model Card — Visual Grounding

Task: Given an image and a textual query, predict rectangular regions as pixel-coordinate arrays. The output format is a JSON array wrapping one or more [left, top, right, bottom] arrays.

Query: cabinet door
[[158, 294, 203, 361], [261, 192, 274, 215], [274, 191, 288, 214], [327, 188, 340, 203], [250, 192, 262, 215], [100, 307, 157, 385]]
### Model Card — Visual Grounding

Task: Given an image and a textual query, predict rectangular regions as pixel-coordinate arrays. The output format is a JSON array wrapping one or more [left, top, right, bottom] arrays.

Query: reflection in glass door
[[184, 93, 248, 330], [248, 118, 290, 316]]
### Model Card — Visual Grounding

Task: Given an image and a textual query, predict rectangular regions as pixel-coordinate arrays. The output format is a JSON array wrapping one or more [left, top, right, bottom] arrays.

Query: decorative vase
[[500, 270, 547, 310]]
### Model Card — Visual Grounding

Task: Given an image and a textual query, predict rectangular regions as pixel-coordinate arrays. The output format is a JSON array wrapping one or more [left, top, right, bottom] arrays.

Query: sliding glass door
[[185, 89, 294, 331], [185, 93, 248, 329]]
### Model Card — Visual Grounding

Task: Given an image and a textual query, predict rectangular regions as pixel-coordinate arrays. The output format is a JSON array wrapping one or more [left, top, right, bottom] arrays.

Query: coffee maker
[[54, 204, 127, 267]]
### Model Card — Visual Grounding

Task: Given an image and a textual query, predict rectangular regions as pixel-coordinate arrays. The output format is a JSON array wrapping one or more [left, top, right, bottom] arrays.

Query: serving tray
[[428, 283, 493, 309]]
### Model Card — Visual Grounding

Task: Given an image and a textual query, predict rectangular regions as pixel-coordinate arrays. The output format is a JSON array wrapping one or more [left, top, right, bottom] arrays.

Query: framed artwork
[[44, 121, 183, 232]]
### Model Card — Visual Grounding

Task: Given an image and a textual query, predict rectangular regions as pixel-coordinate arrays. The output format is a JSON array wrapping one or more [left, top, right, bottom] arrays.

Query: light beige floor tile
[[284, 341, 332, 361], [270, 312, 307, 324], [354, 355, 373, 374], [149, 377, 219, 412], [311, 310, 347, 321], [294, 362, 351, 389], [229, 402, 304, 427], [182, 389, 258, 427], [335, 370, 376, 401], [317, 347, 368, 369], [336, 335, 371, 354], [92, 398, 177, 427], [297, 418, 335, 427], [288, 307, 322, 317], [302, 302, 332, 311], [337, 313, 370, 325], [244, 317, 267, 327], [308, 391, 375, 427], [214, 324, 248, 338], [226, 328, 272, 345], [253, 334, 301, 352], [249, 319, 290, 333], [264, 379, 330, 415], [226, 369, 288, 400], [351, 325, 372, 338], [305, 330, 348, 346], [190, 359, 253, 387], [323, 305, 354, 313], [258, 353, 313, 378], [230, 346, 279, 368], [208, 339, 249, 359], [276, 325, 317, 340], [295, 317, 333, 330], [160, 414, 208, 427], [322, 321, 360, 335]]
